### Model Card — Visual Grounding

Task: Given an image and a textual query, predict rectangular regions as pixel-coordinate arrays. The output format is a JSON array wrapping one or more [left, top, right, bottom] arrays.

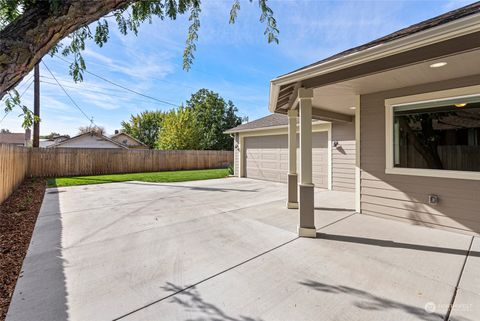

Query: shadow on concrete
[[316, 233, 479, 257], [6, 191, 69, 321], [314, 207, 355, 212], [125, 181, 260, 193], [161, 282, 265, 321], [299, 280, 473, 321]]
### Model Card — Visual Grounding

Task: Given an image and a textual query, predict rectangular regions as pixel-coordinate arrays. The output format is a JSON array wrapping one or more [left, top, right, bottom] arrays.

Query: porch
[[7, 178, 478, 321]]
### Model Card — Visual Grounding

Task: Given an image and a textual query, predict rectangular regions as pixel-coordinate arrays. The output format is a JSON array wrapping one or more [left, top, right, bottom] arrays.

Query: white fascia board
[[268, 13, 480, 113]]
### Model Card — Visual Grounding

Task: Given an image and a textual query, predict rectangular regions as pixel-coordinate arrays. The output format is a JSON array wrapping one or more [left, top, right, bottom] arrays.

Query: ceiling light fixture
[[429, 62, 447, 68], [349, 106, 356, 110], [455, 103, 467, 108]]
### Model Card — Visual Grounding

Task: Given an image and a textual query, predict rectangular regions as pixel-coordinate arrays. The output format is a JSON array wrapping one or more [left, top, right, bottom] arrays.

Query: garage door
[[244, 132, 328, 188]]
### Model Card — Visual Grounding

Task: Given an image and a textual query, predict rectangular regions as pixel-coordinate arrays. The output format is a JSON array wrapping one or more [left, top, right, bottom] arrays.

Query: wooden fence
[[0, 144, 30, 204], [0, 144, 233, 203]]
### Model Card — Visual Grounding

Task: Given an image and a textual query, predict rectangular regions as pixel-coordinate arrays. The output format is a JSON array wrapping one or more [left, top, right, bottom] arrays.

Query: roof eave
[[268, 12, 480, 113]]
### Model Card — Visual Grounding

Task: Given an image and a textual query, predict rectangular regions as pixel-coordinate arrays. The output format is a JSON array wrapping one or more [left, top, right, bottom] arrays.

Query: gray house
[[227, 2, 480, 237]]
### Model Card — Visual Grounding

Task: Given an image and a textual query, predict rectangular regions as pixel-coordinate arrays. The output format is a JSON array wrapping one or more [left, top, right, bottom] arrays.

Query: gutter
[[268, 12, 480, 112]]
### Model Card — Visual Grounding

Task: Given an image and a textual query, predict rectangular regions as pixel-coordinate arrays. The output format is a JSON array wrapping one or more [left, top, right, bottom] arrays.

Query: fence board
[[1, 146, 233, 204], [27, 148, 233, 178], [0, 144, 30, 204]]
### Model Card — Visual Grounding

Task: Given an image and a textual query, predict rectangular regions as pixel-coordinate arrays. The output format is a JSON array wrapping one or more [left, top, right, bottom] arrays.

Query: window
[[385, 86, 480, 180], [392, 97, 480, 172]]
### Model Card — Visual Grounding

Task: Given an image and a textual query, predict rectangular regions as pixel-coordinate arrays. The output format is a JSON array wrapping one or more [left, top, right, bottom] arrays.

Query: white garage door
[[244, 132, 328, 188]]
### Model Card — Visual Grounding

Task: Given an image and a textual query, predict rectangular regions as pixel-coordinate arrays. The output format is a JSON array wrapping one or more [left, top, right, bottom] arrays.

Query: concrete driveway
[[7, 178, 478, 321]]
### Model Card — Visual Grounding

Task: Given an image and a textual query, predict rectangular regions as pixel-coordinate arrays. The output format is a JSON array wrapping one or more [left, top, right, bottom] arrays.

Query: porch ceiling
[[293, 48, 480, 117]]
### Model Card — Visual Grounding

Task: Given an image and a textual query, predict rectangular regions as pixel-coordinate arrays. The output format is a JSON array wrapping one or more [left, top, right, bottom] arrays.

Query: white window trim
[[384, 84, 480, 181]]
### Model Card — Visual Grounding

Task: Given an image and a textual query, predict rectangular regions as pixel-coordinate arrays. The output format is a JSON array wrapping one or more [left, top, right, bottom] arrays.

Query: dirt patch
[[0, 178, 46, 321]]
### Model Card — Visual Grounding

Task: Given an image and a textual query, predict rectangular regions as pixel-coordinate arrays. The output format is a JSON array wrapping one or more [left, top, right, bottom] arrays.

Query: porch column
[[298, 88, 316, 238], [287, 109, 298, 209]]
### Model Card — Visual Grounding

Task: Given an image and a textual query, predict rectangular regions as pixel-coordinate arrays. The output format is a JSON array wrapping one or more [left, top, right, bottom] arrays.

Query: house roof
[[0, 133, 26, 144], [110, 132, 148, 147], [225, 114, 325, 133], [280, 2, 480, 78], [47, 131, 128, 149]]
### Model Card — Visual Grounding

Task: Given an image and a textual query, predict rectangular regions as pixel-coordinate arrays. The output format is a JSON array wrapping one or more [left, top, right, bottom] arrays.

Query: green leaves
[[4, 89, 38, 129], [121, 110, 165, 149]]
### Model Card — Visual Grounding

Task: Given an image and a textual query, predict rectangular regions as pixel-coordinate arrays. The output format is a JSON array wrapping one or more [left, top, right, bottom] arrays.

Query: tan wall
[[360, 75, 480, 235], [54, 135, 122, 149], [332, 122, 356, 192], [0, 144, 30, 204]]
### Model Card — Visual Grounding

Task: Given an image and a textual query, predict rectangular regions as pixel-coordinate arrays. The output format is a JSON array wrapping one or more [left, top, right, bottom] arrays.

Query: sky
[[0, 0, 474, 136]]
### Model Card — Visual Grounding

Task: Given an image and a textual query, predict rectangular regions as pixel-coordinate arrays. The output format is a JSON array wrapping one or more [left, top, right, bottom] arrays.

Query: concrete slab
[[449, 237, 480, 321], [7, 178, 353, 321], [122, 214, 472, 321], [6, 177, 475, 321]]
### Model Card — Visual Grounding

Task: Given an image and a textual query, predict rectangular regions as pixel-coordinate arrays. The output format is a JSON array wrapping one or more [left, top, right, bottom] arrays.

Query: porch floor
[[6, 178, 478, 321]]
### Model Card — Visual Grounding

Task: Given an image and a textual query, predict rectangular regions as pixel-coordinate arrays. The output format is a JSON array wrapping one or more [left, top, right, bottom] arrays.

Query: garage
[[244, 132, 328, 188]]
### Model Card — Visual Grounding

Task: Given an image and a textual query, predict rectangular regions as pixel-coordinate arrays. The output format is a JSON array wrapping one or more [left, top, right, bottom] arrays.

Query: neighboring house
[[110, 130, 149, 149], [39, 135, 70, 148], [228, 3, 480, 237], [47, 132, 128, 149], [0, 129, 31, 146]]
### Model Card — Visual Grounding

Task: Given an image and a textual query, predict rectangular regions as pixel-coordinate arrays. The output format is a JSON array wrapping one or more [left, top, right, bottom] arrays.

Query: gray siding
[[332, 122, 355, 192], [360, 75, 480, 235]]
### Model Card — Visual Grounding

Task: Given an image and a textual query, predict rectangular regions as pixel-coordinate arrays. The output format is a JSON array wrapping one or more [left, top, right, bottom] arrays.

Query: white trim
[[354, 95, 361, 213], [327, 122, 332, 190], [384, 85, 480, 180], [238, 122, 331, 186], [239, 135, 245, 177], [269, 13, 480, 112]]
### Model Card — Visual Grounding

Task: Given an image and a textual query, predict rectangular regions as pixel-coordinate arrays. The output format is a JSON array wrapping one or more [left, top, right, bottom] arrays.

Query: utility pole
[[33, 63, 40, 147]]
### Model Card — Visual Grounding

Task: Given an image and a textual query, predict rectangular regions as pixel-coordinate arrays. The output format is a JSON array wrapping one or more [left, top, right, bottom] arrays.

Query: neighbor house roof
[[280, 2, 480, 78], [110, 132, 148, 147], [225, 114, 325, 133], [0, 133, 27, 145], [47, 131, 128, 149]]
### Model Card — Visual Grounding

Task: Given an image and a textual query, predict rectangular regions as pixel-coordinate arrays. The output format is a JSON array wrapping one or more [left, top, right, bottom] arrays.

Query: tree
[[0, 129, 11, 133], [186, 89, 242, 150], [78, 125, 105, 135], [121, 110, 164, 149], [0, 0, 279, 124], [156, 107, 200, 150]]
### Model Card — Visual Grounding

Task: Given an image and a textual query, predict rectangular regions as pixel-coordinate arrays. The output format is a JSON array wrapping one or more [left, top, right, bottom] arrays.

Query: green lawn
[[47, 168, 230, 187]]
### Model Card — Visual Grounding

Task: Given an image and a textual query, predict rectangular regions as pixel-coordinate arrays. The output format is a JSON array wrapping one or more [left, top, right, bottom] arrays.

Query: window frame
[[384, 85, 480, 180]]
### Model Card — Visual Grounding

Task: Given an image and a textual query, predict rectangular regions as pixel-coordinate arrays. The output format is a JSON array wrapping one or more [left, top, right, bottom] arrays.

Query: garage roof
[[225, 114, 325, 134]]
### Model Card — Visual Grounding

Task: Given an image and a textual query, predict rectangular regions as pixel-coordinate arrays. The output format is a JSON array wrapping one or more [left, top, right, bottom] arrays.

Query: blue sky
[[0, 0, 473, 136]]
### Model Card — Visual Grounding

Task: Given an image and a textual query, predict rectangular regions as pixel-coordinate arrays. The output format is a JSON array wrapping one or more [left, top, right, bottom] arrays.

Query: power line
[[42, 61, 94, 125], [39, 80, 172, 106], [54, 54, 179, 108]]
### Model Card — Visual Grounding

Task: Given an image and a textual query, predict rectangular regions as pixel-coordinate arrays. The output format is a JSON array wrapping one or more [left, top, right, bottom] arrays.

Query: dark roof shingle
[[225, 114, 288, 133]]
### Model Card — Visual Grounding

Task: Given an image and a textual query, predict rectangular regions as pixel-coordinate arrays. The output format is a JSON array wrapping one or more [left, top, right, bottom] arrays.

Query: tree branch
[[0, 0, 132, 99]]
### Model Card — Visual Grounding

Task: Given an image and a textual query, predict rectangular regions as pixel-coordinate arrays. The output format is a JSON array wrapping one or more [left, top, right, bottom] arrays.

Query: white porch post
[[287, 109, 298, 208], [298, 88, 316, 238]]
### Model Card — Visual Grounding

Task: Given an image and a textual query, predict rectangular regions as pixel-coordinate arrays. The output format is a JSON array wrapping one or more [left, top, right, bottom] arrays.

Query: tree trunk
[[398, 117, 443, 169], [0, 0, 132, 99]]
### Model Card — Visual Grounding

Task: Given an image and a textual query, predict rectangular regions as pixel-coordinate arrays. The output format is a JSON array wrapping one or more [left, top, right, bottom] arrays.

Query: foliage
[[3, 89, 38, 128], [121, 110, 165, 148], [156, 106, 201, 150], [0, 128, 11, 133], [1, 0, 278, 128], [186, 89, 242, 150], [47, 168, 229, 187], [78, 125, 105, 135]]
